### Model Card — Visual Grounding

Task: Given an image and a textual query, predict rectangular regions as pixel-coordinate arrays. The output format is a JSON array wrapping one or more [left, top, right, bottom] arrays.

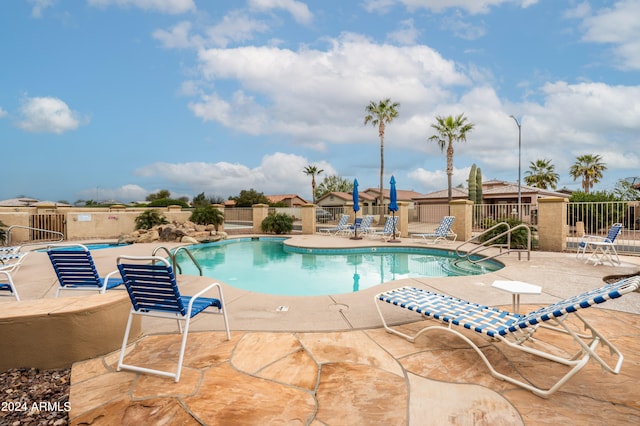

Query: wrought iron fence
[[567, 201, 640, 254], [472, 203, 536, 231]]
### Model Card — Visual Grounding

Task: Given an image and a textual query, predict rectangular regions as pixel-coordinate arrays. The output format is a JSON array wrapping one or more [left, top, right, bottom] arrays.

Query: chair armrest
[[187, 282, 225, 312]]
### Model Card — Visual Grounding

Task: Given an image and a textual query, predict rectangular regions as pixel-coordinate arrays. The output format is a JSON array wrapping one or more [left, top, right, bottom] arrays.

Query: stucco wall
[[1, 207, 192, 243], [0, 292, 141, 371]]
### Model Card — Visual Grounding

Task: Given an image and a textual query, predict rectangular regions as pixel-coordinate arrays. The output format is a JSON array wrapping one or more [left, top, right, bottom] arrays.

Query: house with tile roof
[[265, 194, 309, 207]]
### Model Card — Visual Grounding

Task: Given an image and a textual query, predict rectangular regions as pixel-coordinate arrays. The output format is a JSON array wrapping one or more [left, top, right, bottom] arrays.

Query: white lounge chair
[[576, 223, 622, 266], [0, 252, 29, 274], [369, 216, 399, 241], [374, 276, 640, 398], [319, 214, 350, 236], [411, 216, 457, 243]]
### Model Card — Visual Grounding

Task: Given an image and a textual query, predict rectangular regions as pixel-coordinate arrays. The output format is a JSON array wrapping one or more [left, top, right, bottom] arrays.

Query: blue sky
[[1, 0, 639, 203]]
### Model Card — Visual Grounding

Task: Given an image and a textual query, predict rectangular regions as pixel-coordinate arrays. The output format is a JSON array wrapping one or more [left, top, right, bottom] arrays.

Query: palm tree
[[303, 165, 324, 204], [524, 159, 559, 190], [364, 98, 400, 207], [428, 113, 475, 202], [569, 154, 607, 193]]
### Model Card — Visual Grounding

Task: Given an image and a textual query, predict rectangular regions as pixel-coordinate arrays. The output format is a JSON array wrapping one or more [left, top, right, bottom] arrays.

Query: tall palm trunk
[[446, 139, 454, 201], [379, 123, 385, 207]]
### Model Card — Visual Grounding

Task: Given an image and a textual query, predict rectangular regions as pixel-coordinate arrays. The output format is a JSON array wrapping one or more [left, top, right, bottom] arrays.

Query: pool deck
[[4, 235, 640, 425]]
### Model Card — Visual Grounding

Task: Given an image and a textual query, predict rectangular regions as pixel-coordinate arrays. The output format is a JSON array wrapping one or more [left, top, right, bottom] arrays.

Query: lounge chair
[[116, 255, 231, 382], [0, 246, 21, 254], [0, 270, 20, 300], [369, 216, 399, 241], [0, 252, 29, 274], [410, 216, 457, 243], [342, 217, 363, 237], [348, 215, 374, 237], [374, 276, 640, 398], [319, 214, 350, 236], [47, 243, 123, 297], [577, 223, 622, 266]]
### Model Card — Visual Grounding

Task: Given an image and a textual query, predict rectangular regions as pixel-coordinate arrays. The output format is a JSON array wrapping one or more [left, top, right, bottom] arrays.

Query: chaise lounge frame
[[374, 276, 640, 398], [116, 255, 231, 382]]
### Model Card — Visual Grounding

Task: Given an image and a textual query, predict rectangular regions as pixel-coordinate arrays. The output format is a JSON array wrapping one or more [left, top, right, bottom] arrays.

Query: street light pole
[[509, 115, 522, 221]]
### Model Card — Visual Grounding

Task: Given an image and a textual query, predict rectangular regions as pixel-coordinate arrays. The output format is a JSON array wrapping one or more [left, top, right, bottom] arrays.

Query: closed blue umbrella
[[389, 175, 398, 212], [388, 176, 399, 242], [352, 179, 360, 213], [351, 179, 362, 239]]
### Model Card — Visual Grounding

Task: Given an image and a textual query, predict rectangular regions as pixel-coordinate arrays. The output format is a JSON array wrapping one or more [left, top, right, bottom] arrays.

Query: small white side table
[[492, 280, 542, 314]]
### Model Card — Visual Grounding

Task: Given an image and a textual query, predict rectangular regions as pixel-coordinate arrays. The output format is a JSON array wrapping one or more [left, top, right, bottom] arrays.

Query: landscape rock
[[118, 222, 228, 245]]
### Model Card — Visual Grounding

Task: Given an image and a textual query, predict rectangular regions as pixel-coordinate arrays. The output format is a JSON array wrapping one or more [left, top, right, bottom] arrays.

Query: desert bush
[[261, 212, 294, 234]]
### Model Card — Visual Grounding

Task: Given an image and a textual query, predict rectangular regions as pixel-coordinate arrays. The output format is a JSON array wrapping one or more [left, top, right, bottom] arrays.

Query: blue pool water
[[39, 242, 130, 252], [175, 238, 503, 296]]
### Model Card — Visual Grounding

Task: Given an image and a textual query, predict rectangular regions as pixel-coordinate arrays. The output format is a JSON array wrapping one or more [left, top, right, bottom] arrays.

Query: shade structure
[[388, 175, 399, 242], [351, 179, 362, 240]]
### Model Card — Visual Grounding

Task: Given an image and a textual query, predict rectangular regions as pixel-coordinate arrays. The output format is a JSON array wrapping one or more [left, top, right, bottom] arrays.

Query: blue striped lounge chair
[[411, 216, 457, 243], [319, 214, 350, 236], [0, 252, 29, 274], [369, 216, 399, 241], [116, 255, 231, 382], [576, 223, 622, 266], [0, 270, 20, 300], [349, 215, 374, 237], [374, 276, 640, 397], [47, 243, 123, 297]]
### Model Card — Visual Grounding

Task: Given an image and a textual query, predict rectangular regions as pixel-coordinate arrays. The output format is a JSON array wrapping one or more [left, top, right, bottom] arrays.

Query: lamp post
[[509, 115, 522, 221]]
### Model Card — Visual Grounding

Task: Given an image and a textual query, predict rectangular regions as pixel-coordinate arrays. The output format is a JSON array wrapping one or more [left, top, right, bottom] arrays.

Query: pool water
[[38, 242, 130, 252], [175, 238, 503, 296]]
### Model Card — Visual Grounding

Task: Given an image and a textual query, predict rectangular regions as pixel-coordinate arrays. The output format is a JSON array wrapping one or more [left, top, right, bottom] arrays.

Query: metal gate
[[29, 213, 67, 241]]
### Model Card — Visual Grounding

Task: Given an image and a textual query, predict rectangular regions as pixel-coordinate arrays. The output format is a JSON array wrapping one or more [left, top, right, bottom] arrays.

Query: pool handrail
[[456, 222, 531, 263], [152, 245, 203, 276], [5, 225, 64, 249]]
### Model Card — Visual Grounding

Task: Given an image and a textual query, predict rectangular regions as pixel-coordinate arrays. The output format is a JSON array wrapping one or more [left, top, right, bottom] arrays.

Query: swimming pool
[[175, 238, 503, 296], [38, 242, 130, 252]]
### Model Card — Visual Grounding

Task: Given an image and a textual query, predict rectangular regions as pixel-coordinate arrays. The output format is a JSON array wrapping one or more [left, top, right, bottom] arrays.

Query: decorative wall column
[[450, 200, 473, 242], [537, 197, 568, 252], [301, 204, 316, 234], [398, 202, 409, 237], [252, 204, 270, 233]]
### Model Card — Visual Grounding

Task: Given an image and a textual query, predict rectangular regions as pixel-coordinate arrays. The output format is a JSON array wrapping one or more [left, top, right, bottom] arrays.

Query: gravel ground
[[0, 368, 70, 425]]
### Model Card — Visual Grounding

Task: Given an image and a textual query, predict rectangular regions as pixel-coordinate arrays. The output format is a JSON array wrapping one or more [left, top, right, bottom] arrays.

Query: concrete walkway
[[3, 236, 640, 425]]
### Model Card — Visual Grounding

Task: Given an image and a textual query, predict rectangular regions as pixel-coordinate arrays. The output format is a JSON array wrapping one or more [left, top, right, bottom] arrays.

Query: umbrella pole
[[388, 210, 400, 243]]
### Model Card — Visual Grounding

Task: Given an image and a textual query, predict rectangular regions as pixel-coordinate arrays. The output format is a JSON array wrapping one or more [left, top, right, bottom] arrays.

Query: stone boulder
[[118, 221, 228, 245]]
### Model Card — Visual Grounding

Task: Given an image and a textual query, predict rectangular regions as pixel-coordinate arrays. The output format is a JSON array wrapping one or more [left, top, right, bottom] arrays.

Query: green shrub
[[135, 210, 169, 230], [261, 212, 294, 234], [190, 205, 224, 230], [146, 198, 190, 208], [477, 217, 536, 249]]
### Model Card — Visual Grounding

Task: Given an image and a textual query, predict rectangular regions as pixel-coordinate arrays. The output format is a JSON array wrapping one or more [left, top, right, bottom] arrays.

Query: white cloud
[[248, 0, 313, 24], [204, 11, 270, 48], [77, 184, 148, 203], [387, 19, 420, 45], [0, 107, 7, 118], [133, 153, 337, 199], [365, 0, 538, 15], [190, 35, 468, 143], [575, 0, 640, 70], [87, 0, 195, 14], [17, 97, 86, 134], [408, 166, 471, 192], [28, 0, 55, 18], [153, 21, 196, 49]]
